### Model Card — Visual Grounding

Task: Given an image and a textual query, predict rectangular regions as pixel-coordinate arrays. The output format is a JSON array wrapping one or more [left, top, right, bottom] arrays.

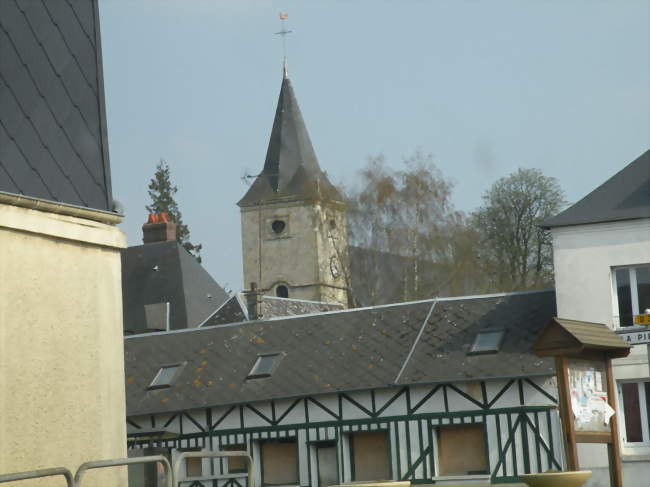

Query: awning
[[532, 317, 631, 358]]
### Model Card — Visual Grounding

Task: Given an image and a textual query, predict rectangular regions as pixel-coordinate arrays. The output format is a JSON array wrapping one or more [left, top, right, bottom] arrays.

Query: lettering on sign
[[634, 314, 650, 325], [619, 330, 650, 345]]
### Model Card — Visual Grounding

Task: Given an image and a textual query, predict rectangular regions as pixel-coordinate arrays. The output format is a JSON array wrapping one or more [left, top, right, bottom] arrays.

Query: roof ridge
[[125, 289, 555, 340], [394, 299, 438, 384]]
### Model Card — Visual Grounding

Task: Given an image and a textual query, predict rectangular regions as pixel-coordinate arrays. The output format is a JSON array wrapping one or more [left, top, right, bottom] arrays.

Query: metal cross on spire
[[275, 12, 292, 77]]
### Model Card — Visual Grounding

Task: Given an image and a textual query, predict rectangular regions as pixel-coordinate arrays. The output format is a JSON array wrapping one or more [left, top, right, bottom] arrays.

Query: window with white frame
[[612, 265, 650, 327], [618, 380, 650, 444]]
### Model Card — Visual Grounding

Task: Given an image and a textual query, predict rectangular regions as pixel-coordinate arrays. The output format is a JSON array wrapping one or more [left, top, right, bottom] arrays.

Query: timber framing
[[127, 378, 563, 485]]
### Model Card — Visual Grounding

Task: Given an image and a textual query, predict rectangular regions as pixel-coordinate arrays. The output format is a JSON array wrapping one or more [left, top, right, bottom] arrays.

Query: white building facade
[[546, 150, 650, 486]]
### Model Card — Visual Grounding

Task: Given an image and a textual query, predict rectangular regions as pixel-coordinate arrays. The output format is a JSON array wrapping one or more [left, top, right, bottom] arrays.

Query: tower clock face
[[330, 255, 340, 279]]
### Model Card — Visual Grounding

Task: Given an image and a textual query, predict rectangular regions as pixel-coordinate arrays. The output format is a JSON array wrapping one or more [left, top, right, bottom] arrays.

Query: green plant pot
[[519, 470, 591, 487]]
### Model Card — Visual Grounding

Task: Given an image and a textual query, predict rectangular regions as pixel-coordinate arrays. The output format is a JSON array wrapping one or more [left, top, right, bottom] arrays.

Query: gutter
[[0, 191, 123, 224]]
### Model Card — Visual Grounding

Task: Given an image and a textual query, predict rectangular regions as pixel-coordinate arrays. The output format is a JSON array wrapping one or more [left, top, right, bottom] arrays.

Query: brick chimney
[[142, 212, 177, 243]]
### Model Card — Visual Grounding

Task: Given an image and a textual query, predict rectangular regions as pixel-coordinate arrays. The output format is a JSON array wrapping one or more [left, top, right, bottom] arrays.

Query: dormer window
[[247, 353, 284, 379], [148, 363, 183, 389], [613, 266, 650, 327], [469, 329, 504, 355]]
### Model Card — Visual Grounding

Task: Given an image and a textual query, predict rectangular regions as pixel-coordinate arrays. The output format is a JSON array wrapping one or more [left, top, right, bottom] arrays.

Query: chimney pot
[[142, 213, 177, 243]]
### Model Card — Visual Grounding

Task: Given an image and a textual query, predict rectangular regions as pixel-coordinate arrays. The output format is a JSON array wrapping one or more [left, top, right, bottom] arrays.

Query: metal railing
[[0, 451, 254, 487], [173, 451, 254, 487], [0, 467, 74, 486], [75, 455, 173, 487]]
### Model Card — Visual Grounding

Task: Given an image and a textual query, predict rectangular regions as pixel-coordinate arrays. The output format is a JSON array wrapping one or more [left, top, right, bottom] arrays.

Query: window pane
[[471, 330, 504, 353], [150, 365, 179, 388], [262, 441, 298, 485], [438, 424, 489, 475], [636, 267, 650, 316], [352, 431, 390, 481], [186, 457, 202, 477], [646, 382, 650, 439], [622, 383, 642, 442], [248, 354, 283, 379], [223, 444, 247, 473], [616, 269, 633, 327]]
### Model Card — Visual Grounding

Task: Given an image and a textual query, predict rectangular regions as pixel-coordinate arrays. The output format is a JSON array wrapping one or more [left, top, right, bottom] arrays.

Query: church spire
[[238, 71, 341, 207]]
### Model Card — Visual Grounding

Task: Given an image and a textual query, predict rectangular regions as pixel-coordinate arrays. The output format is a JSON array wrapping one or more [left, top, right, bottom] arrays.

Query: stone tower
[[238, 68, 349, 306]]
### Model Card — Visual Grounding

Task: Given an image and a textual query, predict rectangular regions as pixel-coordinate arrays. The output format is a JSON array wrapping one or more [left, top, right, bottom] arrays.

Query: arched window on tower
[[276, 285, 289, 298]]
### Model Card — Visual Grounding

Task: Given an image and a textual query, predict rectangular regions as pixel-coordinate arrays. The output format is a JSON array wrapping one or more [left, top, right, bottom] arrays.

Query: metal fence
[[0, 451, 253, 487]]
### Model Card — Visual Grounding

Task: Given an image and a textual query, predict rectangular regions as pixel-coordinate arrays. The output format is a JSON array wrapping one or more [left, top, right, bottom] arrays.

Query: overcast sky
[[99, 0, 649, 292]]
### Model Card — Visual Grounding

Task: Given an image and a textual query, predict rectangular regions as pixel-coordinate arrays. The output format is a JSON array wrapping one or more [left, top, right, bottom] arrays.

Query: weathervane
[[275, 13, 292, 76]]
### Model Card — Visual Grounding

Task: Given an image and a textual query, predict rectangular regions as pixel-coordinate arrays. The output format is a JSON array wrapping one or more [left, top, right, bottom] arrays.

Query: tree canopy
[[146, 159, 203, 262], [471, 168, 565, 291], [344, 152, 480, 304], [344, 156, 565, 305]]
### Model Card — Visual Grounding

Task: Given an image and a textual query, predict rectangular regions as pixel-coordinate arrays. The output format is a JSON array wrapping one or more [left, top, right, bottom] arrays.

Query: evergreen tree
[[146, 159, 202, 262]]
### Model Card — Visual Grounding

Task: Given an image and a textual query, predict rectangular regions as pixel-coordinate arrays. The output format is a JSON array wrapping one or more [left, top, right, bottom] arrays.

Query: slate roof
[[543, 150, 650, 228], [124, 289, 556, 416], [0, 0, 113, 212], [122, 241, 229, 334], [200, 294, 345, 326], [238, 71, 342, 207], [261, 296, 344, 318]]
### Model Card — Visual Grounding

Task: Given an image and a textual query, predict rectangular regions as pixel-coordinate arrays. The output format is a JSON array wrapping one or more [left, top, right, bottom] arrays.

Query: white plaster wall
[[552, 220, 650, 380], [0, 204, 127, 485], [552, 218, 650, 476], [552, 219, 650, 328]]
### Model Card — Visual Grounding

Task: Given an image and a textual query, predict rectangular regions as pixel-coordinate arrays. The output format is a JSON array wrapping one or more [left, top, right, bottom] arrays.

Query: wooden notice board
[[532, 318, 631, 487]]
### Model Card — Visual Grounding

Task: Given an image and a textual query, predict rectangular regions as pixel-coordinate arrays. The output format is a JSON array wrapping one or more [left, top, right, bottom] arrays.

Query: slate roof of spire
[[0, 0, 114, 212], [238, 71, 342, 207], [543, 149, 650, 228]]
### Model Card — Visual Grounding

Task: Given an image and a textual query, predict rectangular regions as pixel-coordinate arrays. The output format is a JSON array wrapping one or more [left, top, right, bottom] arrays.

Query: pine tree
[[146, 159, 203, 262]]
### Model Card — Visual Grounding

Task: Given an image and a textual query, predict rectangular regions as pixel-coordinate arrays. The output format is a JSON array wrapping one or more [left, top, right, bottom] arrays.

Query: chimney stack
[[142, 212, 177, 244], [243, 282, 263, 320]]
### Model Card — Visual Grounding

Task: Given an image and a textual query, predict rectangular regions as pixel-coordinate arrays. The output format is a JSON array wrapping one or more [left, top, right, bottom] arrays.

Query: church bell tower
[[238, 68, 349, 307]]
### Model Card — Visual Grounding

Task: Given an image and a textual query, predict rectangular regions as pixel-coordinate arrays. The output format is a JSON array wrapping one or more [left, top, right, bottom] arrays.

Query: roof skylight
[[149, 364, 182, 389], [469, 329, 505, 355], [247, 353, 284, 379]]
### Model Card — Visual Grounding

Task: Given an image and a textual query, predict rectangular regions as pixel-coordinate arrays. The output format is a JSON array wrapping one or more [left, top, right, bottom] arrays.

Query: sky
[[99, 0, 649, 292]]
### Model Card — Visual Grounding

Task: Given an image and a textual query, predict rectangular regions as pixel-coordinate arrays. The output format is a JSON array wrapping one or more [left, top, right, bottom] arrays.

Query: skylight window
[[469, 329, 505, 355], [247, 353, 284, 379], [149, 364, 182, 389]]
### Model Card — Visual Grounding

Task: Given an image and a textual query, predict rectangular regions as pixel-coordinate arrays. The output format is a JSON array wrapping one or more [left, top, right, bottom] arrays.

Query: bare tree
[[344, 151, 482, 305], [472, 168, 565, 291]]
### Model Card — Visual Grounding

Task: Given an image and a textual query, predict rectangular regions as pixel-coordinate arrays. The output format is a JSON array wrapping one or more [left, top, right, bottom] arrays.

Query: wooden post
[[606, 358, 623, 487], [555, 356, 579, 470]]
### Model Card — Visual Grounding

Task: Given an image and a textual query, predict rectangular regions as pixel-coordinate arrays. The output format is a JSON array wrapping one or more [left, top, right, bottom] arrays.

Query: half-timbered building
[[125, 289, 565, 486]]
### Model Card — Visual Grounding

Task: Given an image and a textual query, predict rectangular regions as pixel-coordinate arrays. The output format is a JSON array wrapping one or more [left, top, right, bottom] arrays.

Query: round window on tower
[[271, 220, 286, 235], [276, 285, 289, 298]]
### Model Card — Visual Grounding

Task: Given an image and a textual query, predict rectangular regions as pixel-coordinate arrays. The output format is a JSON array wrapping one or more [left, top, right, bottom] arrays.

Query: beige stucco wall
[[240, 200, 349, 306], [0, 203, 128, 485]]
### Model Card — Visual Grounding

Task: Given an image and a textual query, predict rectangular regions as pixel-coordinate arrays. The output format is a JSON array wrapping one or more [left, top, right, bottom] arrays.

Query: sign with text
[[634, 314, 650, 325], [618, 329, 650, 345]]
